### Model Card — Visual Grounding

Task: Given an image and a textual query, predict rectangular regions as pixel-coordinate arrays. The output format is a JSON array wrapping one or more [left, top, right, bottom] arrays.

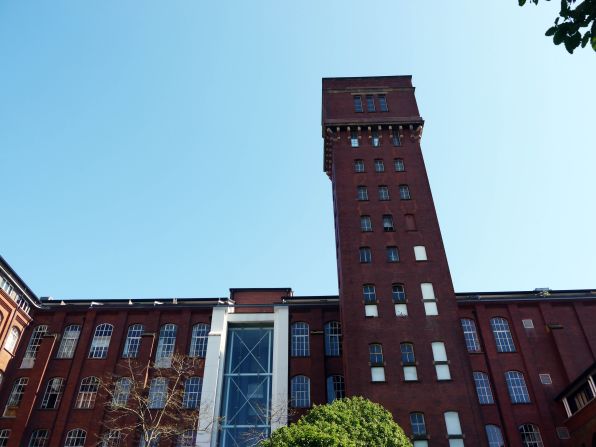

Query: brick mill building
[[0, 76, 594, 447]]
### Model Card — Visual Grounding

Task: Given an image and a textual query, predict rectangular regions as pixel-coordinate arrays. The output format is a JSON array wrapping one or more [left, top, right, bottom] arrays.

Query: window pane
[[189, 323, 210, 357], [29, 429, 50, 447], [183, 377, 203, 409], [122, 324, 144, 358], [410, 413, 426, 435], [291, 376, 310, 408], [360, 216, 372, 232], [56, 325, 81, 359], [366, 95, 375, 112], [324, 322, 341, 356], [399, 185, 411, 200], [460, 319, 481, 352], [369, 344, 383, 365], [291, 322, 310, 357], [64, 429, 86, 447], [378, 95, 388, 112], [75, 377, 99, 409], [353, 96, 363, 113], [41, 377, 65, 409], [394, 158, 405, 171], [491, 318, 516, 352], [485, 425, 504, 447], [155, 324, 177, 367], [506, 371, 530, 403], [473, 372, 494, 404], [519, 424, 544, 447], [326, 375, 345, 403], [88, 324, 113, 359]]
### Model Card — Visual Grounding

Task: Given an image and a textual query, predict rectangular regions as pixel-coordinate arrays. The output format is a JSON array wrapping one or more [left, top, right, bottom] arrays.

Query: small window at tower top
[[378, 95, 388, 112], [353, 96, 363, 113], [366, 95, 375, 112]]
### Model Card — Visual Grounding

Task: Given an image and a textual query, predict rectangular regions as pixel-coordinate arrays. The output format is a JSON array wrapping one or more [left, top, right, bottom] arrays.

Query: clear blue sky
[[1, 1, 595, 299]]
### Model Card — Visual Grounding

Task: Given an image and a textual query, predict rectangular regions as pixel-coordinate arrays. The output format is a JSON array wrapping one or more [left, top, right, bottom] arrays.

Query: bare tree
[[98, 353, 207, 447]]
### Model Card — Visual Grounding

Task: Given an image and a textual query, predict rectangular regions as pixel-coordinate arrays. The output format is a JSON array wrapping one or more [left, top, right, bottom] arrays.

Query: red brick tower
[[322, 76, 484, 446]]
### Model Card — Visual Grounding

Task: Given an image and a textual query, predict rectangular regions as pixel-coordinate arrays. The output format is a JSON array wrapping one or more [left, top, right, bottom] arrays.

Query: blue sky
[[1, 1, 594, 299]]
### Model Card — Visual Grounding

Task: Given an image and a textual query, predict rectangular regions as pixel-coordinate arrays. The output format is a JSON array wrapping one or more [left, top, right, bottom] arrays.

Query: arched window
[[148, 377, 167, 409], [63, 429, 86, 447], [189, 323, 209, 358], [485, 425, 504, 447], [122, 324, 144, 358], [324, 321, 341, 356], [473, 372, 494, 404], [88, 323, 113, 359], [326, 375, 345, 403], [392, 284, 406, 303], [155, 324, 177, 367], [519, 424, 544, 447], [291, 376, 310, 408], [4, 377, 28, 416], [460, 319, 481, 352], [40, 377, 65, 409], [75, 376, 100, 409], [29, 429, 50, 447], [21, 325, 48, 367], [490, 317, 516, 352], [505, 371, 531, 403], [112, 377, 132, 407], [0, 429, 9, 446], [183, 377, 203, 409], [4, 326, 20, 353], [362, 284, 376, 304], [400, 343, 416, 364], [409, 412, 427, 436], [56, 325, 81, 359], [291, 322, 309, 357], [369, 343, 384, 365]]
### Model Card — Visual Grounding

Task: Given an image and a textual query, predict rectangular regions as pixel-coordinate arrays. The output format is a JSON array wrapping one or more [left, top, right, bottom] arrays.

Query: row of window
[[359, 245, 427, 263], [0, 276, 31, 314], [17, 323, 211, 367], [0, 428, 199, 447], [472, 370, 532, 405], [354, 158, 405, 173], [356, 184, 411, 201], [290, 375, 345, 407], [353, 94, 389, 113], [4, 373, 203, 417], [290, 321, 341, 357], [460, 317, 516, 354], [361, 282, 439, 317]]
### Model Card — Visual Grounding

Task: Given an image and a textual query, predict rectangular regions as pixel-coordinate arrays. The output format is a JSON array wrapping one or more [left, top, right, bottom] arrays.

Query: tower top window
[[378, 95, 388, 112], [366, 95, 375, 112], [353, 96, 363, 113]]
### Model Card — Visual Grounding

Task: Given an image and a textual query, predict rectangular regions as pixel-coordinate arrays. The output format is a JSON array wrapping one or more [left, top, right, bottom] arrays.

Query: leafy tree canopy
[[260, 397, 412, 447], [519, 0, 596, 53]]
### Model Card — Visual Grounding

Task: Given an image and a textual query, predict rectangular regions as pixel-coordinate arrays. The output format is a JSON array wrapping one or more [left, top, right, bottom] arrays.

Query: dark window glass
[[366, 95, 375, 112], [353, 96, 363, 113], [378, 95, 388, 112]]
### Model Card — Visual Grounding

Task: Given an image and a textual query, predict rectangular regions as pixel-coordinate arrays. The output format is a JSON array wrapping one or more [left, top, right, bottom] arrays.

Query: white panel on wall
[[444, 411, 462, 435], [365, 304, 379, 317], [414, 246, 428, 261], [431, 342, 448, 361], [413, 442, 429, 447], [421, 283, 435, 300], [395, 304, 408, 316], [403, 366, 418, 381], [424, 302, 438, 316], [436, 364, 452, 380], [371, 366, 385, 382]]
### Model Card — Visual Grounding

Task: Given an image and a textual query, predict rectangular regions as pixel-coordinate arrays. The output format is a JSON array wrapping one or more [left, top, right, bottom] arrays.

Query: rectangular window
[[363, 284, 376, 304], [432, 342, 451, 380], [382, 214, 394, 231], [378, 186, 390, 201], [399, 185, 411, 200], [392, 284, 406, 302], [366, 95, 375, 112], [394, 158, 405, 172], [421, 283, 438, 316], [374, 159, 384, 172], [539, 373, 552, 385], [21, 325, 48, 368], [56, 325, 81, 359], [444, 412, 464, 446], [359, 247, 372, 263], [357, 186, 368, 201], [371, 129, 380, 147], [354, 159, 365, 172], [391, 129, 401, 146], [350, 130, 359, 147], [414, 246, 428, 261], [360, 216, 372, 232], [353, 96, 363, 113], [522, 319, 534, 329], [378, 95, 388, 112], [386, 247, 399, 263]]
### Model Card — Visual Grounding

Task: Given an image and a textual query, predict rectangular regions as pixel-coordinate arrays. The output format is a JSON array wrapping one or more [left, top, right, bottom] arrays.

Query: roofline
[[0, 254, 40, 306], [456, 288, 596, 297], [229, 287, 292, 293], [322, 75, 413, 81]]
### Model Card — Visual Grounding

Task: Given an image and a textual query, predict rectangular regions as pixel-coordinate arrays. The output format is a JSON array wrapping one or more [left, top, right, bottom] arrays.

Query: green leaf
[[564, 32, 582, 52], [519, 0, 527, 5], [554, 28, 566, 44], [546, 26, 557, 36], [591, 36, 596, 51], [581, 32, 590, 47]]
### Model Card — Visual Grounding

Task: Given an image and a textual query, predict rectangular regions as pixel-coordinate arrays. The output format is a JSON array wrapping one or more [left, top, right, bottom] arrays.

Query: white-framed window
[[189, 323, 209, 358], [357, 186, 368, 201], [291, 322, 310, 357], [366, 95, 375, 112], [505, 371, 531, 403], [326, 375, 344, 403], [63, 429, 86, 447], [148, 377, 168, 409], [122, 324, 144, 358], [351, 130, 360, 147], [490, 317, 516, 352], [410, 412, 427, 436], [4, 377, 28, 416], [4, 326, 20, 353], [421, 283, 438, 316], [21, 325, 48, 368], [382, 214, 394, 231], [112, 377, 131, 407], [378, 94, 388, 112], [40, 377, 65, 409], [88, 323, 113, 359], [394, 158, 405, 172], [354, 159, 365, 172], [75, 376, 100, 409], [0, 429, 9, 447], [291, 375, 310, 408], [359, 247, 372, 263], [28, 429, 50, 447], [414, 245, 427, 261], [399, 184, 411, 200], [519, 424, 544, 447], [460, 319, 481, 352], [353, 96, 363, 113], [155, 323, 177, 367], [369, 343, 383, 365], [378, 186, 390, 201], [386, 247, 399, 263], [324, 321, 341, 356], [363, 284, 376, 304], [444, 411, 464, 446], [360, 215, 372, 232], [374, 159, 385, 172], [392, 284, 406, 303], [485, 425, 504, 447], [401, 343, 418, 381], [183, 377, 203, 409], [432, 342, 451, 380], [473, 372, 494, 404], [56, 325, 81, 359]]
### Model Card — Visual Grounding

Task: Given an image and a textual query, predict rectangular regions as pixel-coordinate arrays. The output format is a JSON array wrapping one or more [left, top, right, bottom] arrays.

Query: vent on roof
[[556, 427, 570, 439], [539, 373, 552, 385]]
